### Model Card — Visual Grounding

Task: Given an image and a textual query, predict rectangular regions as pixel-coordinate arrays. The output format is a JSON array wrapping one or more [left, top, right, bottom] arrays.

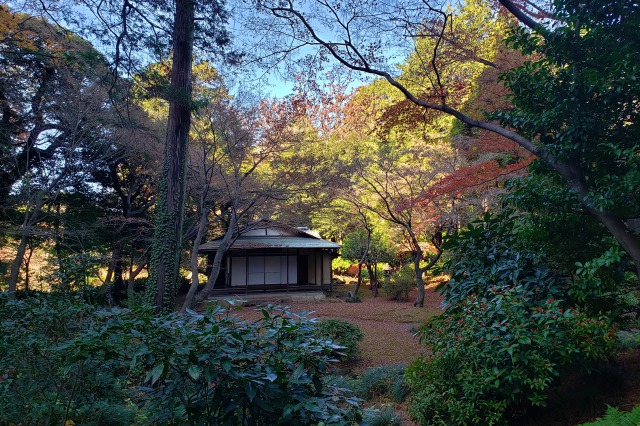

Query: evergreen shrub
[[313, 318, 365, 361], [407, 213, 618, 425], [383, 266, 415, 302], [0, 294, 362, 425]]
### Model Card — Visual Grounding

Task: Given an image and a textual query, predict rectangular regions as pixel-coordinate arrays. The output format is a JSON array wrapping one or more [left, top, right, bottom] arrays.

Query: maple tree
[[180, 95, 314, 310], [252, 0, 640, 277], [344, 135, 451, 307]]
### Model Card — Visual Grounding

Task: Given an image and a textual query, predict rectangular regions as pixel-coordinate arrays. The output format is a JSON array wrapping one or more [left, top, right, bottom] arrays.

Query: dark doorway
[[297, 255, 308, 285], [214, 264, 226, 289]]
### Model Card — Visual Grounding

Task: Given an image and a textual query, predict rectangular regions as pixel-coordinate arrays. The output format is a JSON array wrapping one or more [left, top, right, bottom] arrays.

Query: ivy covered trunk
[[150, 0, 195, 312]]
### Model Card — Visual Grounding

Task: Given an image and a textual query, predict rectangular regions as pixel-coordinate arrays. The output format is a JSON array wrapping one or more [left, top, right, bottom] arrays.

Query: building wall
[[230, 255, 298, 286], [322, 252, 332, 285], [223, 248, 334, 288]]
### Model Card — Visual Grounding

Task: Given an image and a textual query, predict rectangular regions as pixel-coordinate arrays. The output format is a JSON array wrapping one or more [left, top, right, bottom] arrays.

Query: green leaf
[[265, 373, 278, 382], [245, 382, 257, 402], [146, 363, 164, 385], [518, 337, 531, 345], [188, 364, 202, 381]]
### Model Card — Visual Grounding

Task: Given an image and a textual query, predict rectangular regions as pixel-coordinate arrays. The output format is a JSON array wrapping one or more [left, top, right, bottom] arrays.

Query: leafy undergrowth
[[228, 281, 640, 426]]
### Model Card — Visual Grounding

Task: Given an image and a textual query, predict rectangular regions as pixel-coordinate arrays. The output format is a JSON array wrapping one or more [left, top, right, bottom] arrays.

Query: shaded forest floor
[[217, 279, 640, 426]]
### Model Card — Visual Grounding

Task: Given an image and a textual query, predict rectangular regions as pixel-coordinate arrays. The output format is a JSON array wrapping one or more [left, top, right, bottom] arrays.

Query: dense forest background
[[1, 0, 639, 424]]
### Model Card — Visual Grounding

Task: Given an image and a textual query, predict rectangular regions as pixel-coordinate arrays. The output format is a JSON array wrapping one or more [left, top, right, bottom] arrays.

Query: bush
[[406, 285, 617, 425], [0, 294, 137, 426], [405, 211, 620, 425], [346, 295, 362, 303], [439, 211, 560, 308], [383, 265, 415, 302], [332, 257, 352, 275], [355, 365, 408, 403], [313, 318, 365, 361], [0, 294, 362, 425], [362, 404, 402, 426], [114, 305, 361, 425]]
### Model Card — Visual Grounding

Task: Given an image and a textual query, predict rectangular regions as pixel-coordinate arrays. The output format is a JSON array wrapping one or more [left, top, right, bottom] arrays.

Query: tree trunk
[[126, 260, 148, 308], [355, 227, 372, 297], [413, 251, 425, 307], [192, 209, 238, 307], [150, 0, 195, 312], [8, 235, 29, 295], [355, 262, 363, 297], [100, 242, 120, 306], [112, 252, 125, 302], [586, 208, 640, 279], [181, 207, 209, 312], [555, 162, 640, 281], [7, 196, 43, 296], [53, 201, 66, 282], [24, 243, 34, 291], [366, 263, 377, 296], [370, 262, 379, 297]]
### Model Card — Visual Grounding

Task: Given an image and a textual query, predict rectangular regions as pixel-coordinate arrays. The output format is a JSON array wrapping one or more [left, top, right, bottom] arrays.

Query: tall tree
[[0, 9, 141, 294], [0, 7, 112, 204], [11, 0, 235, 309], [148, 0, 197, 310]]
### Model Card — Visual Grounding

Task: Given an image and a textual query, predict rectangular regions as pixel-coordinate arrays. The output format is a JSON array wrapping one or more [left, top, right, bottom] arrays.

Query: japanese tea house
[[198, 220, 340, 293]]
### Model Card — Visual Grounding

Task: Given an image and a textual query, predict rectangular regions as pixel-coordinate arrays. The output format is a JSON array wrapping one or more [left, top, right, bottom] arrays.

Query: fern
[[579, 405, 640, 426]]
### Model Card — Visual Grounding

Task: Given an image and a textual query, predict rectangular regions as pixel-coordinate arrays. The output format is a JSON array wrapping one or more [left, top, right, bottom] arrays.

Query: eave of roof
[[199, 236, 341, 252]]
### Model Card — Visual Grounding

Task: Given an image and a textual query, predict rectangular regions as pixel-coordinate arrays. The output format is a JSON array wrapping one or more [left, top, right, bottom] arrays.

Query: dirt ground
[[229, 281, 444, 372], [220, 281, 640, 426]]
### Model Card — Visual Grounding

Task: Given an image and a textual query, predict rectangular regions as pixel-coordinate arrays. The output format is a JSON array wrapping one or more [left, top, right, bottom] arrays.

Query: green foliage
[[0, 294, 362, 425], [616, 330, 640, 350], [406, 284, 617, 425], [148, 158, 179, 312], [0, 294, 137, 425], [48, 252, 105, 291], [353, 365, 408, 403], [362, 404, 402, 426], [571, 246, 638, 320], [407, 211, 619, 425], [111, 306, 361, 425], [333, 257, 352, 275], [439, 211, 558, 308], [345, 295, 362, 303], [342, 231, 395, 265], [383, 265, 416, 302], [503, 172, 610, 271], [313, 318, 365, 361], [579, 405, 640, 426], [504, 171, 638, 322], [498, 0, 640, 223]]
